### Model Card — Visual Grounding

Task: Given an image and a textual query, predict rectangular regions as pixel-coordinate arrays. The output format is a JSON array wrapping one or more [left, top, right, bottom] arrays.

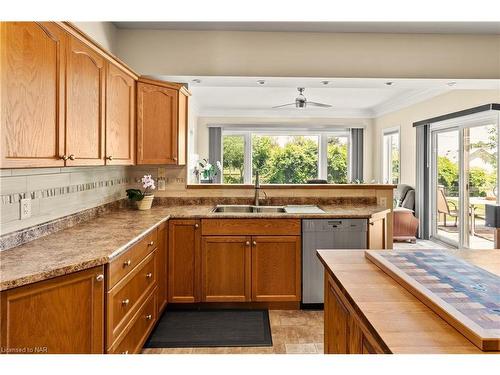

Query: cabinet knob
[[194, 224, 199, 228], [146, 272, 153, 279], [122, 299, 130, 306], [68, 154, 75, 160], [173, 157, 178, 161], [123, 259, 131, 267], [252, 241, 257, 246], [148, 241, 154, 246], [145, 314, 152, 320], [106, 155, 113, 161], [96, 274, 104, 282], [245, 241, 250, 246], [60, 155, 69, 161]]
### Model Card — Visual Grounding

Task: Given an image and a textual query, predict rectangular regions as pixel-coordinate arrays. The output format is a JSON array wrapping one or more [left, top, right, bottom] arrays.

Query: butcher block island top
[[317, 249, 500, 354]]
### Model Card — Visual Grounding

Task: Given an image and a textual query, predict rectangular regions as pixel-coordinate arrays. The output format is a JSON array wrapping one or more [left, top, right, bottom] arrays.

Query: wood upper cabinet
[[201, 236, 252, 302], [105, 63, 135, 165], [0, 266, 105, 354], [251, 236, 301, 302], [168, 219, 201, 303], [0, 22, 66, 168], [65, 35, 105, 166], [136, 78, 189, 165]]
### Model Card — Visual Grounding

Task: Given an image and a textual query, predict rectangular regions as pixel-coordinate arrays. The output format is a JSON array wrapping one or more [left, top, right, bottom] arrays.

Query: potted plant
[[194, 159, 221, 183], [126, 174, 156, 210]]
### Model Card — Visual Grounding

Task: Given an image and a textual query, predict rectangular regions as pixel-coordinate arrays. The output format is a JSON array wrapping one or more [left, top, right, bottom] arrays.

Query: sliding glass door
[[431, 112, 499, 249]]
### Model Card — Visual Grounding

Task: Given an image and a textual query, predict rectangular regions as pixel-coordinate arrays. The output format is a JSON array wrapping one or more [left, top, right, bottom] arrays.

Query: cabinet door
[[201, 236, 251, 302], [0, 266, 105, 354], [324, 277, 349, 354], [168, 219, 200, 303], [251, 236, 301, 302], [176, 89, 188, 166], [137, 82, 178, 164], [65, 35, 105, 166], [368, 216, 387, 249], [0, 22, 66, 168], [157, 223, 168, 314], [105, 63, 135, 165]]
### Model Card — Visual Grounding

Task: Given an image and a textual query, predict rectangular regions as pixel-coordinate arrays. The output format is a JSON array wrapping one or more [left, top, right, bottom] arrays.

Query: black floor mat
[[144, 309, 272, 348]]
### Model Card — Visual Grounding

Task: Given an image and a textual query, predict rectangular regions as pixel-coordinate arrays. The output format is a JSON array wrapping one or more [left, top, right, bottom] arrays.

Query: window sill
[[186, 184, 397, 190]]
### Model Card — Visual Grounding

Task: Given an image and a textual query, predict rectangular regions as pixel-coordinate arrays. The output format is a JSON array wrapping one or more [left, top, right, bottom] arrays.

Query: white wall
[[194, 116, 374, 182], [115, 29, 500, 79], [372, 90, 500, 187], [73, 22, 118, 54]]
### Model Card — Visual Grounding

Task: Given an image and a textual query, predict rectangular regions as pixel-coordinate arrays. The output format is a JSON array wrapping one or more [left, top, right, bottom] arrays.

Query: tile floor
[[142, 310, 324, 354], [142, 239, 447, 355]]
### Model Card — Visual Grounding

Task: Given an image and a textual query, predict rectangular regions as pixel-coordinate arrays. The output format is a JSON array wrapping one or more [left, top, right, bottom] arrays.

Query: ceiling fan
[[272, 87, 332, 109]]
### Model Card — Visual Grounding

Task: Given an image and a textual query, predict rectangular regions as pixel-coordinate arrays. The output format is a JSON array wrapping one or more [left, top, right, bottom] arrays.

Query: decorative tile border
[[1, 177, 130, 205]]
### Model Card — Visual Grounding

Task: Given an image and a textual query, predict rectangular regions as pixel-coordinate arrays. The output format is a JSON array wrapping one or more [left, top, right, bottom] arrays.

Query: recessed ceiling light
[[257, 80, 266, 85], [192, 79, 201, 84], [321, 80, 330, 85], [447, 81, 457, 86], [385, 81, 394, 86]]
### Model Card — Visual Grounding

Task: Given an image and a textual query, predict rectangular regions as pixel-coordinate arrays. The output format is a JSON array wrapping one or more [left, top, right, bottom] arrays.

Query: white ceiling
[[113, 22, 500, 35], [152, 76, 500, 118]]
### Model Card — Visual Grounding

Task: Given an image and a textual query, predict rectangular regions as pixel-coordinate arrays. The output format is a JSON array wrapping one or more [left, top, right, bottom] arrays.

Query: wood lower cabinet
[[324, 273, 384, 354], [105, 62, 135, 165], [201, 236, 252, 302], [136, 78, 190, 165], [251, 236, 301, 302], [0, 266, 105, 354], [157, 222, 168, 314], [368, 215, 387, 249], [0, 22, 66, 168], [168, 219, 201, 303]]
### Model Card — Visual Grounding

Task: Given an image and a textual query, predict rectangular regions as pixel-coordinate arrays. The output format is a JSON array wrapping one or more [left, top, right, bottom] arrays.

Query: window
[[221, 130, 351, 184], [382, 128, 400, 184]]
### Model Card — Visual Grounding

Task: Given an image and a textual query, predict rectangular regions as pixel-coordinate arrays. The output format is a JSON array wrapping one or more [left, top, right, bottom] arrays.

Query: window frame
[[382, 126, 401, 184], [221, 128, 351, 184]]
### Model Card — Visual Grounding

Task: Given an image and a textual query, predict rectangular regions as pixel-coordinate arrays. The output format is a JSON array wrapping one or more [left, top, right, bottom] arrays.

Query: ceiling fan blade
[[272, 103, 297, 108], [307, 101, 333, 108]]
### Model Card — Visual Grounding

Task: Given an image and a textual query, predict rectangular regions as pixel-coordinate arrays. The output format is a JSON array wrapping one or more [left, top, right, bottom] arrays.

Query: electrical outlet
[[20, 198, 32, 219], [379, 197, 387, 207]]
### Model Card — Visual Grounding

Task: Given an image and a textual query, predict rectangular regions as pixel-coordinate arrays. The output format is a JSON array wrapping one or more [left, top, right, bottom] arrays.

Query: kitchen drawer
[[201, 219, 301, 236], [108, 228, 158, 289], [107, 251, 157, 346], [108, 288, 158, 354]]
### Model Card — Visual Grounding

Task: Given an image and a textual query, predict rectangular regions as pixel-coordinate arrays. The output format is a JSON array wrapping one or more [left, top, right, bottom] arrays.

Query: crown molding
[[372, 87, 450, 118]]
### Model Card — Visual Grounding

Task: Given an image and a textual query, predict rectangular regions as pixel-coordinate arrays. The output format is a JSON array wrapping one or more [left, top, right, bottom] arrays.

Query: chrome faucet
[[254, 171, 266, 206]]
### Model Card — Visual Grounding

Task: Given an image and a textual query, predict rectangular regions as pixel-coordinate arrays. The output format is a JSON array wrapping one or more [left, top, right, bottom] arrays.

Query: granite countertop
[[0, 204, 389, 291]]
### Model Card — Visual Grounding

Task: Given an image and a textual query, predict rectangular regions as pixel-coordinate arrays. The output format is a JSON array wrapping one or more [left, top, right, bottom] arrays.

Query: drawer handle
[[145, 314, 152, 320], [148, 241, 154, 246], [122, 299, 130, 306], [96, 274, 104, 282], [123, 259, 131, 267], [122, 350, 129, 354], [146, 272, 153, 279], [252, 241, 257, 246]]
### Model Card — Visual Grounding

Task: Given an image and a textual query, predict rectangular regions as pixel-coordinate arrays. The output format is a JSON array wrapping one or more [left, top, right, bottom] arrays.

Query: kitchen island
[[317, 249, 500, 354]]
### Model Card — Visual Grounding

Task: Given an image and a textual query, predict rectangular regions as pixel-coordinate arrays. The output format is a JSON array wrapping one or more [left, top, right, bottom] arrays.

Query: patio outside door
[[431, 112, 499, 249]]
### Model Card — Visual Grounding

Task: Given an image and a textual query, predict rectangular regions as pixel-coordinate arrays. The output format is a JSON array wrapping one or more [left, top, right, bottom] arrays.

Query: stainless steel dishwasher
[[302, 219, 367, 307]]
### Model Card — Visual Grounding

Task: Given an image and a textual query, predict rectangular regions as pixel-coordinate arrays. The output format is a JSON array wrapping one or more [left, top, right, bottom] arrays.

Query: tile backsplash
[[0, 166, 130, 235]]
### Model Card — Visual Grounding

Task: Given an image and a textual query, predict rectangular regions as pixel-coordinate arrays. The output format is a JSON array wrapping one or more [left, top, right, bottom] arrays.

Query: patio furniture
[[437, 187, 458, 227], [393, 184, 419, 243]]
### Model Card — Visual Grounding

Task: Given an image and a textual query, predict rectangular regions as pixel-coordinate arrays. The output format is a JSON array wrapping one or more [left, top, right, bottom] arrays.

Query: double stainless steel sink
[[211, 204, 326, 214], [211, 205, 286, 213]]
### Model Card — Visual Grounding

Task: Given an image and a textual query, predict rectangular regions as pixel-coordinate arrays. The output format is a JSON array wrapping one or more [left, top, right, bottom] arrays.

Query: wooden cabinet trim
[[201, 219, 301, 236]]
